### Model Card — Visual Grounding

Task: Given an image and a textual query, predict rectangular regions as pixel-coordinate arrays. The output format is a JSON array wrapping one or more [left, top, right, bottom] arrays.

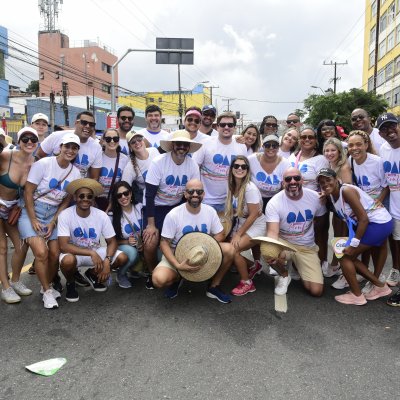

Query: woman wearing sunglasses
[[240, 124, 261, 155], [279, 128, 299, 159], [259, 115, 279, 139], [19, 133, 82, 309], [97, 129, 129, 212], [0, 128, 39, 304], [111, 181, 143, 289], [224, 156, 267, 296]]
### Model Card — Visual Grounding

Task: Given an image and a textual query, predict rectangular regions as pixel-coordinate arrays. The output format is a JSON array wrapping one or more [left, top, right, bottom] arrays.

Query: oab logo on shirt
[[286, 209, 313, 235], [357, 176, 370, 187], [213, 154, 237, 166], [49, 178, 70, 191], [124, 221, 142, 235], [73, 227, 97, 239], [75, 153, 90, 166], [290, 162, 308, 173], [256, 172, 280, 185], [100, 167, 122, 179], [383, 161, 400, 189], [165, 174, 188, 187], [182, 224, 208, 234]]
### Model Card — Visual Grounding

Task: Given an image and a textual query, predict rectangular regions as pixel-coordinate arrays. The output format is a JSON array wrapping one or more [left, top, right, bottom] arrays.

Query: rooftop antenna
[[38, 0, 63, 31]]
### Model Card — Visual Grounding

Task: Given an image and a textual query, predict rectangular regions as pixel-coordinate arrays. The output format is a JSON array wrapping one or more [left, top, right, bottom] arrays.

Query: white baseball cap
[[60, 133, 81, 146], [17, 127, 39, 141], [31, 113, 49, 125]]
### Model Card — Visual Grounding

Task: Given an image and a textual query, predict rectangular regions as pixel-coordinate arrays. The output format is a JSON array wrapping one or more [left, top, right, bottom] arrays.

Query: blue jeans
[[118, 244, 139, 276]]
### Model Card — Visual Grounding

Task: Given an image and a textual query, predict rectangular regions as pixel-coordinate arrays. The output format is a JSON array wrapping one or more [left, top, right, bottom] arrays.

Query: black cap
[[201, 105, 216, 114], [376, 113, 398, 130], [317, 168, 337, 179]]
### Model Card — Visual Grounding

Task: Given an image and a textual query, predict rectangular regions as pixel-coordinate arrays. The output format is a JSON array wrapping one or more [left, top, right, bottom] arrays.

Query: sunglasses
[[263, 142, 279, 149], [351, 115, 366, 122], [284, 175, 302, 183], [219, 123, 235, 128], [120, 116, 133, 122], [300, 135, 316, 140], [233, 163, 249, 170], [187, 117, 200, 124], [20, 136, 38, 144], [202, 112, 215, 117], [78, 119, 96, 128], [130, 136, 144, 144], [186, 189, 204, 196], [117, 190, 130, 199], [104, 136, 120, 143], [78, 193, 94, 200], [286, 119, 299, 124], [265, 123, 278, 128]]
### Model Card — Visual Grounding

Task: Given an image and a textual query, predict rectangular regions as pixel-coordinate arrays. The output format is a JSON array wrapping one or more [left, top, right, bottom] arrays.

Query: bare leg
[[27, 237, 50, 291], [0, 221, 10, 289], [5, 224, 28, 282], [211, 243, 235, 287], [143, 235, 159, 273], [389, 234, 399, 271], [60, 254, 77, 283], [370, 240, 387, 278]]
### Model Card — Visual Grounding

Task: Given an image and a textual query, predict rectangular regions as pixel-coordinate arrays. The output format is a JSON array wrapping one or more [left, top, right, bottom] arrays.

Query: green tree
[[302, 88, 388, 133], [26, 80, 39, 94]]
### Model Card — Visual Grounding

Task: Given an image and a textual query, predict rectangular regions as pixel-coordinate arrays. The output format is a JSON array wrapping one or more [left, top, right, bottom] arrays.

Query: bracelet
[[350, 238, 360, 248], [105, 255, 112, 262]]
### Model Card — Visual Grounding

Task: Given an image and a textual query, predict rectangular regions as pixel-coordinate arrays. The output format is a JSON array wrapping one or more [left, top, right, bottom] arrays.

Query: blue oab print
[[100, 167, 122, 178], [357, 175, 370, 187], [182, 224, 208, 234], [165, 175, 188, 186], [383, 161, 400, 174], [124, 220, 142, 235], [75, 153, 89, 166], [256, 172, 280, 185], [73, 227, 97, 239], [286, 209, 313, 223], [49, 178, 70, 191], [213, 154, 237, 166]]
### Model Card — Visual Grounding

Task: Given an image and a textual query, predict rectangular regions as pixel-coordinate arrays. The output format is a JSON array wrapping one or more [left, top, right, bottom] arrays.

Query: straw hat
[[251, 236, 297, 259], [160, 130, 202, 153], [66, 178, 104, 197], [174, 232, 223, 282]]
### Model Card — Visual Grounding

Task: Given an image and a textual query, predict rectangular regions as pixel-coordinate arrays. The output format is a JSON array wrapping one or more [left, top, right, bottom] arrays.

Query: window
[[385, 91, 393, 106], [87, 81, 93, 87], [101, 83, 111, 93], [396, 24, 400, 43], [158, 97, 163, 103], [380, 11, 387, 33], [370, 26, 376, 45], [388, 30, 395, 50], [368, 76, 374, 91], [372, 0, 377, 17], [393, 86, 400, 105], [386, 61, 394, 80], [101, 62, 111, 74], [369, 50, 376, 68], [395, 56, 400, 74], [377, 69, 385, 86], [379, 39, 386, 58], [388, 2, 396, 24]]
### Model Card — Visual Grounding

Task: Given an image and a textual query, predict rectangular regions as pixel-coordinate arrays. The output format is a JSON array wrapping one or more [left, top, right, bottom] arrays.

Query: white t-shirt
[[98, 152, 129, 197], [121, 147, 160, 190], [192, 131, 211, 144], [136, 128, 170, 150], [266, 188, 326, 246], [288, 154, 329, 191], [40, 130, 102, 177], [58, 206, 116, 249], [145, 152, 200, 206], [380, 142, 400, 219], [249, 155, 291, 198], [27, 157, 81, 206], [349, 153, 386, 198], [278, 149, 291, 159], [370, 128, 386, 156], [120, 203, 143, 239], [119, 138, 129, 156], [161, 203, 223, 248], [193, 137, 247, 204]]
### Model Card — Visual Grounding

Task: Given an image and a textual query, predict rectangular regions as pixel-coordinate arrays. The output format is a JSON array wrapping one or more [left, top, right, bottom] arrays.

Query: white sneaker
[[10, 280, 32, 296], [322, 261, 341, 278], [274, 275, 292, 295], [362, 273, 386, 295], [42, 290, 59, 309], [269, 267, 278, 276], [386, 268, 400, 287], [40, 286, 61, 299], [1, 287, 21, 304], [332, 274, 348, 289]]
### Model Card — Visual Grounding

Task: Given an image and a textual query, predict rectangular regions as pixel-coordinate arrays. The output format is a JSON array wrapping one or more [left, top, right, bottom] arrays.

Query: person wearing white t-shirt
[[152, 179, 235, 303], [265, 167, 326, 297], [36, 111, 102, 180], [193, 111, 247, 211], [19, 133, 82, 309], [58, 178, 128, 303], [135, 104, 170, 151], [116, 106, 135, 155], [142, 130, 202, 289]]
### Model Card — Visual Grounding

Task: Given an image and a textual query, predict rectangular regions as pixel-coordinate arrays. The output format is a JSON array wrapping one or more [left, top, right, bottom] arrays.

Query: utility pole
[[222, 98, 235, 111], [62, 81, 69, 127], [323, 60, 348, 93], [178, 64, 183, 128], [240, 113, 247, 133], [204, 85, 219, 104], [49, 91, 55, 132]]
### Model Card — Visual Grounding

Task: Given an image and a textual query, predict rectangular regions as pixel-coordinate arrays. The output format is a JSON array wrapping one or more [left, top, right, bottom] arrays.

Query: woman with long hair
[[111, 181, 143, 289], [224, 156, 267, 296], [240, 124, 261, 155], [279, 128, 299, 159], [259, 115, 279, 139]]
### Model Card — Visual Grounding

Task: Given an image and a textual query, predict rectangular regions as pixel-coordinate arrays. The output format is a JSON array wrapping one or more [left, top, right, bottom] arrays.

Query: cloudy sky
[[3, 0, 366, 121]]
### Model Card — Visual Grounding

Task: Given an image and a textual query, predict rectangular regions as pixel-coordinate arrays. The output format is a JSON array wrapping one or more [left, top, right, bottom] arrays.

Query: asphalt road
[[1, 242, 398, 400]]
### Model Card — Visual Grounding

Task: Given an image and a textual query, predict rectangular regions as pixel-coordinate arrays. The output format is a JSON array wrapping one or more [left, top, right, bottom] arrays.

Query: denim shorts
[[18, 200, 59, 241]]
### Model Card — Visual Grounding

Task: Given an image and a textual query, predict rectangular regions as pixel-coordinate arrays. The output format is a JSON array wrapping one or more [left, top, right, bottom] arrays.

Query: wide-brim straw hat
[[66, 178, 104, 197], [174, 232, 223, 282], [160, 130, 202, 153], [251, 236, 297, 259]]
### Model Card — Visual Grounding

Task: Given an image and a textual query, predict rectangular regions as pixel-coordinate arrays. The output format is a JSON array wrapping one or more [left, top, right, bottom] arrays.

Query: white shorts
[[392, 218, 400, 240], [59, 247, 123, 268]]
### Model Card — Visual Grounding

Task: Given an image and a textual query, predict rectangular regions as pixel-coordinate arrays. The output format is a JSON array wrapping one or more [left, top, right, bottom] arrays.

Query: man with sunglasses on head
[[199, 105, 218, 137], [116, 106, 135, 155], [184, 107, 210, 145], [37, 111, 102, 181], [286, 113, 302, 129], [193, 111, 247, 212], [152, 179, 235, 302], [264, 167, 326, 297]]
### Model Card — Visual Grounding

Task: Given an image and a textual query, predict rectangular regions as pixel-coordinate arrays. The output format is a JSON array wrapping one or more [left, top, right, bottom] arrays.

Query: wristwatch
[[105, 255, 112, 263]]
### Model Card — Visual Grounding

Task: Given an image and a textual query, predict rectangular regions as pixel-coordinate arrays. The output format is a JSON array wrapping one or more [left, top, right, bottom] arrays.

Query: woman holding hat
[[318, 168, 393, 305], [240, 124, 261, 155], [19, 133, 81, 309], [0, 127, 38, 304], [224, 155, 267, 296]]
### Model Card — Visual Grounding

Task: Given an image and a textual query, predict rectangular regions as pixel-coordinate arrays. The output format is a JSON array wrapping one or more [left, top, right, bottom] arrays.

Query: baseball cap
[[317, 168, 337, 179], [376, 113, 398, 130], [17, 127, 39, 141], [202, 105, 216, 114], [262, 134, 280, 145], [61, 133, 80, 146], [31, 113, 49, 125], [185, 109, 202, 119]]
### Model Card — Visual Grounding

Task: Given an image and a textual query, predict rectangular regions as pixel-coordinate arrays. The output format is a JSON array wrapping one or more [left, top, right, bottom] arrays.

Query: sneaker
[[164, 279, 183, 299], [231, 280, 256, 296], [28, 261, 36, 275], [248, 260, 263, 280], [322, 261, 341, 278], [40, 286, 61, 299], [84, 269, 107, 292], [116, 273, 132, 289], [42, 289, 59, 309], [274, 275, 292, 295], [145, 275, 154, 290], [268, 266, 278, 276], [206, 286, 232, 304], [1, 287, 21, 304], [52, 273, 63, 293], [362, 273, 386, 295], [65, 282, 79, 303], [386, 268, 400, 287], [364, 284, 392, 301], [332, 274, 348, 290], [387, 289, 400, 307], [334, 291, 367, 306], [10, 280, 32, 296], [127, 270, 142, 279], [74, 270, 90, 287]]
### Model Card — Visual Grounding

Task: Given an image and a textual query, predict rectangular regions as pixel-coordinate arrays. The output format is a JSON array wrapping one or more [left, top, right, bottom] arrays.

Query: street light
[[311, 85, 326, 95]]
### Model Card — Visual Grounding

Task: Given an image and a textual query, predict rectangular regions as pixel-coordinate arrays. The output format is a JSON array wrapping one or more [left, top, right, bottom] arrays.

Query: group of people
[[0, 104, 399, 309]]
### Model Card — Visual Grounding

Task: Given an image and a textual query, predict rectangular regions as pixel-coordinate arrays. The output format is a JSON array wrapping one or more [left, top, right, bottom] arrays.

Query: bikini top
[[0, 151, 21, 190]]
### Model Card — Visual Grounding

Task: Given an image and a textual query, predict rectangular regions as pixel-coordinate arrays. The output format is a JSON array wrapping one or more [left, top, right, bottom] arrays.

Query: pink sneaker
[[335, 291, 367, 306], [364, 284, 392, 301], [248, 261, 263, 280], [231, 280, 256, 296]]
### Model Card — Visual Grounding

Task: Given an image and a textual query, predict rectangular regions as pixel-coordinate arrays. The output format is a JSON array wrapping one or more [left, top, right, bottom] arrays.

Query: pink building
[[38, 31, 118, 102]]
